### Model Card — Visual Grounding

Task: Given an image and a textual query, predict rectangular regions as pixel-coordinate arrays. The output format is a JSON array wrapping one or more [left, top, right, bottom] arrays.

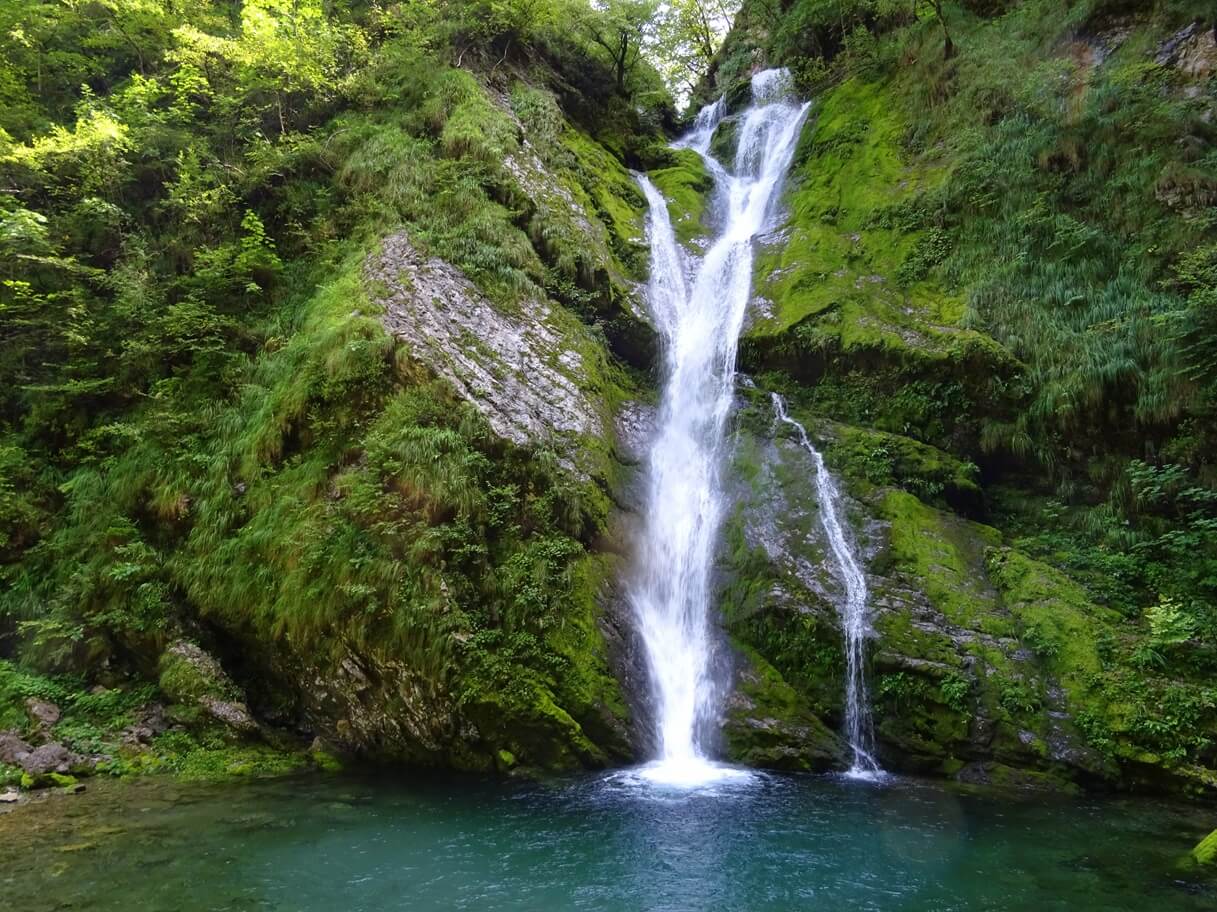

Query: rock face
[[717, 391, 1114, 788], [370, 233, 606, 466], [158, 640, 259, 737], [1155, 21, 1217, 78]]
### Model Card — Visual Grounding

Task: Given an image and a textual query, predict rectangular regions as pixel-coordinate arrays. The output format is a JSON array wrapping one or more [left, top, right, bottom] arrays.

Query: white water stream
[[772, 394, 882, 778], [630, 70, 810, 786]]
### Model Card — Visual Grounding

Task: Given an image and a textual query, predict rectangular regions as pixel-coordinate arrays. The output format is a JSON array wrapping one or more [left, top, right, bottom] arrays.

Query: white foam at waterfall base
[[628, 70, 810, 788]]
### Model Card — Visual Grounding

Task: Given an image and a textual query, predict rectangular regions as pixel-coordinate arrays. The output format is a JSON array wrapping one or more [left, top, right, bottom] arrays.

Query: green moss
[[559, 127, 648, 278], [649, 148, 713, 245], [986, 548, 1115, 692], [164, 744, 309, 782], [881, 490, 1006, 634], [723, 643, 845, 771], [1192, 829, 1217, 868], [157, 646, 240, 706], [822, 421, 982, 513], [709, 117, 739, 164], [308, 746, 345, 773], [748, 78, 954, 337], [0, 762, 21, 788]]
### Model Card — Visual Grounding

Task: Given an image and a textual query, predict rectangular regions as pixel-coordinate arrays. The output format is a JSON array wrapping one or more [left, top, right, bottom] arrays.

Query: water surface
[[2, 770, 1212, 911]]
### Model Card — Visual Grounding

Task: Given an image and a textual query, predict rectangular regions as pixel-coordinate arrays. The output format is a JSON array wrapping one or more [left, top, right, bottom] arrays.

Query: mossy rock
[[1192, 829, 1217, 868], [724, 644, 847, 771], [880, 490, 1005, 633], [158, 641, 241, 706], [823, 422, 983, 516], [648, 148, 713, 245], [710, 117, 740, 166], [723, 78, 753, 114]]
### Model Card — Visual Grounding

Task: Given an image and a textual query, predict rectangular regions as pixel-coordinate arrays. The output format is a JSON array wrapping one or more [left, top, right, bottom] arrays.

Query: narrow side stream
[[772, 393, 881, 777]]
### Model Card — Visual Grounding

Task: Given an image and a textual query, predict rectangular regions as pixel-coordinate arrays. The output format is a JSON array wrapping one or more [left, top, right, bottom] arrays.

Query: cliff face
[[0, 4, 670, 779], [3, 0, 1216, 798], [696, 0, 1217, 795]]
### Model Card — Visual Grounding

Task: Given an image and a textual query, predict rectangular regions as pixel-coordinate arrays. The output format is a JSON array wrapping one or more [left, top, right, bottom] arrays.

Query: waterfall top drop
[[629, 71, 810, 788]]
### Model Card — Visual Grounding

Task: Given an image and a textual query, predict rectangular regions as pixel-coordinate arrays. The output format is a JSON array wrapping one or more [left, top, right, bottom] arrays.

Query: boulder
[[158, 641, 239, 704], [200, 697, 258, 734], [0, 731, 32, 765], [19, 742, 72, 776], [159, 641, 261, 738], [25, 698, 61, 732]]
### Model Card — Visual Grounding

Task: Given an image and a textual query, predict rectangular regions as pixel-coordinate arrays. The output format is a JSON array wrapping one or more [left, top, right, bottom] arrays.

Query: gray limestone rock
[[369, 233, 606, 467]]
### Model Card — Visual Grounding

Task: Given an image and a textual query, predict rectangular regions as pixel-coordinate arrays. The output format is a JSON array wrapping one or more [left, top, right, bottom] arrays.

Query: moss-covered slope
[[680, 3, 1217, 792]]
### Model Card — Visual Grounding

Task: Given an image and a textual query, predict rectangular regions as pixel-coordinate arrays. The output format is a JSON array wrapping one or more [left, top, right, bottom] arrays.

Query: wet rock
[[0, 788, 19, 803], [614, 400, 656, 466], [718, 392, 1107, 787], [597, 573, 654, 757], [724, 658, 849, 772]]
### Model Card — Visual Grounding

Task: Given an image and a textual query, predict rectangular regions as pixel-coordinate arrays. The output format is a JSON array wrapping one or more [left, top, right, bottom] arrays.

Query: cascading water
[[630, 70, 810, 786], [771, 393, 882, 778]]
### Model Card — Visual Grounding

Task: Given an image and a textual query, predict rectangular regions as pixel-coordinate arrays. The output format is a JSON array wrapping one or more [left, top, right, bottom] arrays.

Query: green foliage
[[0, 658, 157, 754], [0, 0, 669, 773], [939, 673, 971, 715]]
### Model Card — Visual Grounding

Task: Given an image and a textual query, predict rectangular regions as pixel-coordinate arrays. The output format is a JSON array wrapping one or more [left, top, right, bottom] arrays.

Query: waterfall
[[771, 394, 882, 778], [630, 70, 810, 786]]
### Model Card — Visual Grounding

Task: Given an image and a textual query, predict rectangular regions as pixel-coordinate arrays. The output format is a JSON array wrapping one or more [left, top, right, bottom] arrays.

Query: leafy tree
[[653, 0, 739, 99], [584, 0, 659, 93]]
